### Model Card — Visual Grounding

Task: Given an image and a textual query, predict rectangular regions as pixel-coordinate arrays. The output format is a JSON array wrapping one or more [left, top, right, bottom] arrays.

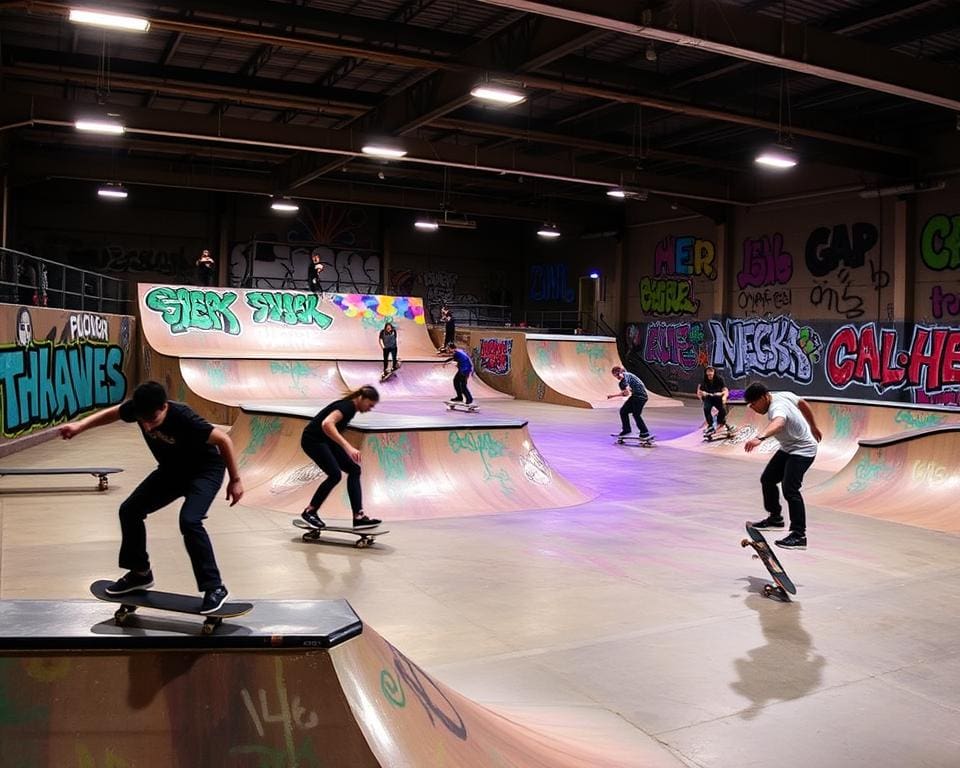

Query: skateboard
[[90, 580, 253, 634], [292, 518, 389, 548], [740, 522, 797, 601], [0, 467, 123, 491], [611, 433, 655, 447], [445, 401, 479, 412], [703, 426, 737, 442], [380, 368, 398, 382]]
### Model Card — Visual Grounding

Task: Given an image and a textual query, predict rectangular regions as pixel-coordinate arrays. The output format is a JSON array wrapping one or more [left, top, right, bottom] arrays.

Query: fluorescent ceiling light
[[270, 196, 299, 213], [69, 9, 150, 32], [537, 224, 561, 239], [470, 85, 526, 105], [589, 271, 600, 279], [755, 147, 798, 169], [97, 183, 128, 199], [75, 118, 125, 135], [414, 218, 439, 231], [361, 144, 407, 159], [606, 188, 627, 199]]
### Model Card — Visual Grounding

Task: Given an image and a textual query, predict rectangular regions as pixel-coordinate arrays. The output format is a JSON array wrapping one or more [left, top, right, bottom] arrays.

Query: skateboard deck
[[293, 518, 389, 548], [703, 426, 737, 442], [380, 369, 398, 382], [611, 433, 655, 447], [90, 580, 253, 634], [740, 523, 797, 601], [1, 467, 123, 491], [445, 401, 479, 412]]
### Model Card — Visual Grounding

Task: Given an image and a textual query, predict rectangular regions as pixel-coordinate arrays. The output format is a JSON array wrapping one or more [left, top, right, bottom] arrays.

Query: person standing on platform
[[307, 251, 325, 296], [196, 249, 216, 287], [58, 381, 244, 614], [378, 321, 399, 378], [697, 366, 733, 436], [439, 304, 455, 352], [443, 342, 474, 405], [300, 386, 381, 529], [607, 366, 652, 440], [744, 383, 822, 550]]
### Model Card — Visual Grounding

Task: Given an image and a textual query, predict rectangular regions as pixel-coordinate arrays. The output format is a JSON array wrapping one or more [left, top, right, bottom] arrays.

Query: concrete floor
[[2, 399, 958, 767]]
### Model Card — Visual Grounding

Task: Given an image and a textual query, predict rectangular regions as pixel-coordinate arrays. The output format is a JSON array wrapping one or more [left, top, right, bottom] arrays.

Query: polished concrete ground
[[2, 399, 958, 767]]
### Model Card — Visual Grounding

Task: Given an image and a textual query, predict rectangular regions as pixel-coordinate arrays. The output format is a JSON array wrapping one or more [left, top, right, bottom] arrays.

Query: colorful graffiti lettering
[[640, 277, 699, 316], [574, 341, 606, 375], [920, 214, 960, 270], [331, 294, 425, 323], [144, 287, 240, 335], [448, 430, 512, 494], [368, 434, 410, 480], [912, 388, 960, 407], [529, 263, 575, 303], [642, 321, 705, 370], [893, 409, 945, 429], [478, 338, 512, 375], [268, 361, 314, 395], [238, 416, 282, 467], [825, 323, 960, 393], [245, 291, 333, 329], [930, 285, 960, 319], [0, 341, 126, 437], [848, 452, 892, 493], [654, 235, 716, 278], [709, 316, 822, 383], [805, 222, 878, 277], [738, 233, 792, 289]]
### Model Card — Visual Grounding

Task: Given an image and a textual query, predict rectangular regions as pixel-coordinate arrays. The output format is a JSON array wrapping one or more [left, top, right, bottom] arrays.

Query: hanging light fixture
[[97, 183, 128, 199], [69, 8, 150, 32], [537, 223, 561, 239], [270, 196, 299, 213], [470, 83, 526, 106]]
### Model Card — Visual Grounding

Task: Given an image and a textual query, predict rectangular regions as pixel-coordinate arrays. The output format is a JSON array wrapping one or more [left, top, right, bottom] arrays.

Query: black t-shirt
[[119, 400, 221, 470], [303, 398, 357, 441], [700, 373, 727, 395]]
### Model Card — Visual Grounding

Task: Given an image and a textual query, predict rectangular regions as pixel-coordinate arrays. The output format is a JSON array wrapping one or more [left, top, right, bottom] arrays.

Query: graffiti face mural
[[16, 307, 33, 347]]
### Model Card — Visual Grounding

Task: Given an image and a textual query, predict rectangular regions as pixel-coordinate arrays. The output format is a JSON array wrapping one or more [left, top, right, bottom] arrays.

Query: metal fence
[[0, 247, 129, 314]]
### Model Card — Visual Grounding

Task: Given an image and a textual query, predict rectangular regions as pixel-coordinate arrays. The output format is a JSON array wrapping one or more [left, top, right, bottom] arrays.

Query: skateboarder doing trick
[[301, 386, 382, 530], [698, 366, 732, 436], [378, 321, 399, 378], [607, 366, 652, 440], [743, 383, 822, 550], [443, 342, 474, 405], [59, 381, 244, 614]]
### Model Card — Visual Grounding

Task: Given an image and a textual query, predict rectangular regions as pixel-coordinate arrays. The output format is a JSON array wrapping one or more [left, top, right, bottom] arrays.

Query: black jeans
[[382, 347, 398, 372], [453, 372, 473, 404], [301, 434, 362, 515], [760, 450, 816, 534], [702, 394, 727, 426], [620, 396, 649, 435], [444, 321, 455, 347], [118, 464, 225, 591]]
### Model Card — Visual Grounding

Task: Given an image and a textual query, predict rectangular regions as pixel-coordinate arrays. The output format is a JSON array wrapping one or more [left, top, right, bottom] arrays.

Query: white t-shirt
[[767, 392, 818, 458]]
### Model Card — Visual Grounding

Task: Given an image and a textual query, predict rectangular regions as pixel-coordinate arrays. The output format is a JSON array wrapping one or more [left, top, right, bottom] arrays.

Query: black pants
[[443, 321, 455, 347], [301, 434, 362, 515], [620, 395, 649, 435], [118, 464, 225, 591], [198, 270, 215, 287], [702, 395, 728, 426], [761, 450, 816, 534], [453, 372, 473, 404], [382, 347, 398, 372]]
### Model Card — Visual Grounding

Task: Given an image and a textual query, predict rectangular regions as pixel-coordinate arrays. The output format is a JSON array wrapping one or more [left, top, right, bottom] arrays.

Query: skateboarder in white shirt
[[743, 383, 823, 550]]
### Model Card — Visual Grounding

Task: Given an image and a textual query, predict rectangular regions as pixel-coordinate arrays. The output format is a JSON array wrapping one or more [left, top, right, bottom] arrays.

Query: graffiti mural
[[930, 285, 960, 319], [641, 321, 707, 370], [709, 316, 822, 384], [477, 338, 512, 375], [529, 263, 575, 303], [737, 233, 793, 314], [920, 214, 960, 271], [804, 222, 889, 320]]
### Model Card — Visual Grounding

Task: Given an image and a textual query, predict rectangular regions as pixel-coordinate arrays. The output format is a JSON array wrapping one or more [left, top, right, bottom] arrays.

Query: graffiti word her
[[640, 277, 699, 316], [530, 263, 575, 303], [145, 287, 240, 335], [246, 291, 333, 328], [738, 233, 792, 289], [478, 338, 512, 375], [709, 316, 819, 383], [655, 235, 716, 278], [805, 222, 878, 276], [920, 214, 960, 270], [642, 321, 703, 370]]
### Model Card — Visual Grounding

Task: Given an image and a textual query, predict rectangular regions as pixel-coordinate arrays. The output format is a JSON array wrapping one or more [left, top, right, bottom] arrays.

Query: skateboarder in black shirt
[[697, 366, 732, 436], [301, 385, 381, 530], [59, 381, 243, 614], [378, 322, 399, 378]]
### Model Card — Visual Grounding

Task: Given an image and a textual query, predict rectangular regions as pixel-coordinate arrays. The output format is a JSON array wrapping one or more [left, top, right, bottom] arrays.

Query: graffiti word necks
[[826, 324, 960, 392], [654, 236, 716, 278], [920, 214, 960, 271], [805, 222, 878, 276], [642, 322, 701, 369], [709, 317, 814, 383], [0, 343, 126, 437], [145, 287, 240, 335], [246, 291, 333, 328], [738, 234, 793, 289], [640, 277, 699, 316]]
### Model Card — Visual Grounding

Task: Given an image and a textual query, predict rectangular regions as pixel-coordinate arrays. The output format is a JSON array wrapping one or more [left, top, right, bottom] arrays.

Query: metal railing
[[430, 303, 512, 327], [0, 247, 129, 314]]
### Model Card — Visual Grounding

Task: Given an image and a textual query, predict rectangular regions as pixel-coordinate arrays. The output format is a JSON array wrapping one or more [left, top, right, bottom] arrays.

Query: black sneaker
[[750, 516, 785, 529], [105, 570, 154, 595], [353, 514, 381, 529], [704, 425, 716, 435], [776, 532, 807, 550], [618, 429, 631, 437], [301, 509, 326, 529], [200, 585, 229, 614]]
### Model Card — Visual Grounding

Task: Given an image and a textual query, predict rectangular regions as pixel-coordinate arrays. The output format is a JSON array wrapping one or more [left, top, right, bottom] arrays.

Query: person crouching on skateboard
[[697, 366, 732, 436], [743, 383, 822, 550], [607, 366, 652, 439], [443, 342, 474, 405], [301, 386, 381, 529], [59, 381, 243, 614], [379, 321, 399, 378]]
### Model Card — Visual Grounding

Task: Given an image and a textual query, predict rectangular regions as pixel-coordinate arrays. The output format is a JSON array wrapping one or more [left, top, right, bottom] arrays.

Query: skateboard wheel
[[740, 539, 750, 547]]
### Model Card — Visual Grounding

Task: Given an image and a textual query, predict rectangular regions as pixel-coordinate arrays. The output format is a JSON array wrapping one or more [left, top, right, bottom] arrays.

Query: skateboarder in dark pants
[[59, 381, 244, 614], [607, 366, 651, 439], [378, 321, 399, 377], [443, 342, 474, 405], [743, 383, 822, 550], [301, 386, 381, 530], [697, 366, 732, 436]]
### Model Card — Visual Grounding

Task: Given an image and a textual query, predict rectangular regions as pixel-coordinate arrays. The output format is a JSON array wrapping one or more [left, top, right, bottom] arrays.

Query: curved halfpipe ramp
[[338, 360, 511, 401], [231, 406, 590, 520], [808, 426, 960, 534]]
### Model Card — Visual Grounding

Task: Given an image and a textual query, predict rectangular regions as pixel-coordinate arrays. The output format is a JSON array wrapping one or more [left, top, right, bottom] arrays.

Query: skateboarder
[[306, 251, 325, 295], [58, 381, 243, 614], [743, 383, 823, 550], [607, 366, 651, 440], [439, 304, 455, 352], [378, 321, 399, 377], [697, 366, 732, 436], [443, 341, 474, 405], [300, 385, 382, 530]]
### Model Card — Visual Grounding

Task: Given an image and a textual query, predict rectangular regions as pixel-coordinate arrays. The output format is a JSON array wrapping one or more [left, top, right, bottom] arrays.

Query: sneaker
[[353, 514, 381, 529], [449, 397, 463, 403], [200, 585, 229, 614], [704, 425, 716, 435], [750, 516, 785, 529], [618, 429, 631, 437], [105, 570, 154, 595], [775, 532, 807, 550], [301, 509, 326, 529], [638, 433, 653, 441]]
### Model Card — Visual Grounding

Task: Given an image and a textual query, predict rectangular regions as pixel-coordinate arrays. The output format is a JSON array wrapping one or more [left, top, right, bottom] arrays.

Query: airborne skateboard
[[703, 425, 737, 442], [445, 401, 479, 413], [0, 467, 123, 491], [740, 522, 797, 601], [90, 580, 253, 634], [293, 518, 389, 548], [611, 433, 655, 447]]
